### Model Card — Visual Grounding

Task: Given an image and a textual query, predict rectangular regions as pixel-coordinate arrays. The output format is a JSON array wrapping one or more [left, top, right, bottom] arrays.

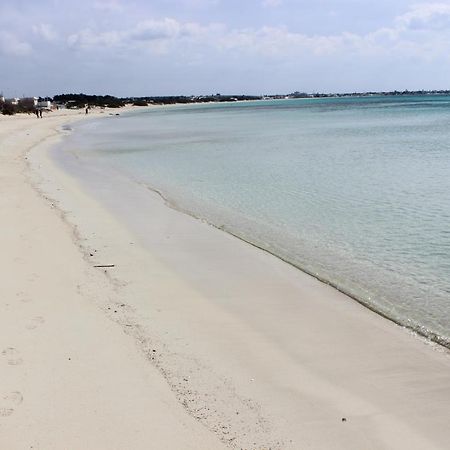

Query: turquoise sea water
[[57, 96, 450, 346]]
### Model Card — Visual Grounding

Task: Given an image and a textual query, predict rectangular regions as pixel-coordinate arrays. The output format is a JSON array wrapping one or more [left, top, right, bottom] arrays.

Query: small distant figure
[[39, 109, 43, 118], [85, 104, 89, 114], [35, 109, 39, 119]]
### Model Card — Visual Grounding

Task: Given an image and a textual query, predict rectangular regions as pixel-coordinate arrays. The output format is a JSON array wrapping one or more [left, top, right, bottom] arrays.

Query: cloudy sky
[[2, 0, 450, 97]]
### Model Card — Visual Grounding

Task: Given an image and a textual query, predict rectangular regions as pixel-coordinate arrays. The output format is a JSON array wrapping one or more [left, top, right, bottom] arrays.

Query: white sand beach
[[1, 109, 450, 450]]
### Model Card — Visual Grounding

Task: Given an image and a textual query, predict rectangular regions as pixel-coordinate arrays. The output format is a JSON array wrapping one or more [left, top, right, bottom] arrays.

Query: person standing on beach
[[85, 104, 89, 114], [35, 109, 39, 118], [39, 109, 43, 118]]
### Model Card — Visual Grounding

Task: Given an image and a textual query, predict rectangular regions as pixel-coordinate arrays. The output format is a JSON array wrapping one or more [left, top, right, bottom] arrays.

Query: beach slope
[[1, 110, 450, 450], [0, 111, 227, 450]]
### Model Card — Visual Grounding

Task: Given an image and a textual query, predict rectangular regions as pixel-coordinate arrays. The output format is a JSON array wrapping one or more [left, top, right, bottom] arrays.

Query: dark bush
[[132, 100, 148, 106], [16, 103, 36, 114], [54, 93, 124, 108], [2, 102, 16, 115]]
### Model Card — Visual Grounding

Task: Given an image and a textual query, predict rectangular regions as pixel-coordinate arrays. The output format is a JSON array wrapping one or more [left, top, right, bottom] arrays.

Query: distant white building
[[27, 97, 38, 106], [19, 97, 39, 107], [1, 95, 53, 110], [37, 100, 52, 109]]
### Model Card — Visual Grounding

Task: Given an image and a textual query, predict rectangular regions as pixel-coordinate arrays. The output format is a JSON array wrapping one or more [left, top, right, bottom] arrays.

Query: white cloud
[[220, 26, 350, 57], [396, 3, 450, 30], [67, 29, 122, 48], [130, 19, 182, 41], [67, 18, 222, 55], [218, 2, 450, 60], [33, 23, 57, 42], [0, 32, 32, 56], [63, 3, 450, 64]]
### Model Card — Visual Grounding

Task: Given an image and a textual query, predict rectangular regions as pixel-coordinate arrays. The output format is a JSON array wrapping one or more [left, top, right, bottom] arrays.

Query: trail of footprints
[[0, 391, 23, 417], [0, 313, 44, 419], [0, 298, 45, 419], [1, 348, 24, 418], [25, 316, 45, 330]]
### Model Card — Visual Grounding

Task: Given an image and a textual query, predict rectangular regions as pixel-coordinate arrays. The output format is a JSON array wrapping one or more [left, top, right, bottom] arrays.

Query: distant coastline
[[48, 89, 450, 108], [4, 90, 450, 116]]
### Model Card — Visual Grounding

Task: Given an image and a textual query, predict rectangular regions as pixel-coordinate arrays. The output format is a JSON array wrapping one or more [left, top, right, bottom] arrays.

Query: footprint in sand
[[0, 391, 23, 417], [25, 316, 45, 330], [1, 348, 23, 366], [27, 273, 38, 284], [17, 291, 32, 303]]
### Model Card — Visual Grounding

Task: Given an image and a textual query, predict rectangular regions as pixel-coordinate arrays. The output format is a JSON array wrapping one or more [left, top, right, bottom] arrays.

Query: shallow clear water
[[58, 96, 450, 345]]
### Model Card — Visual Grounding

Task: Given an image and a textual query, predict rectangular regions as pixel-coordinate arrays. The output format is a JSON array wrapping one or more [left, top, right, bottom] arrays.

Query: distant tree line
[[141, 94, 261, 104], [1, 92, 262, 115], [52, 93, 262, 108], [53, 93, 126, 108], [289, 89, 450, 98]]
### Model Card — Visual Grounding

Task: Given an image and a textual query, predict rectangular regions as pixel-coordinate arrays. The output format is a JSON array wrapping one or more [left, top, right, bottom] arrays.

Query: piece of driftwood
[[93, 264, 115, 268]]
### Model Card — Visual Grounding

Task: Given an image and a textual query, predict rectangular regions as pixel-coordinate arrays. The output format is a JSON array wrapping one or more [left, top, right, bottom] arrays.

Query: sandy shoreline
[[0, 109, 227, 450], [1, 109, 450, 449]]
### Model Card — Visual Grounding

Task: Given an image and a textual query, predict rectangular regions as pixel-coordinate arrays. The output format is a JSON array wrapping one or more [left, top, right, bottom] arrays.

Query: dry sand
[[0, 109, 227, 450], [1, 108, 450, 450]]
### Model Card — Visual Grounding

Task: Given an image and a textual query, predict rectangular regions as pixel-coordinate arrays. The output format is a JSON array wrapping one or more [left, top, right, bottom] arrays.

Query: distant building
[[37, 100, 52, 109], [19, 97, 39, 108], [5, 98, 20, 105]]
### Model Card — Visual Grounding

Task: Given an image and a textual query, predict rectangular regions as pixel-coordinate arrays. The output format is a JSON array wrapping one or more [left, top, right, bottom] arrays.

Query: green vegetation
[[132, 99, 149, 106], [53, 93, 125, 108], [52, 93, 261, 108], [1, 102, 16, 115]]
